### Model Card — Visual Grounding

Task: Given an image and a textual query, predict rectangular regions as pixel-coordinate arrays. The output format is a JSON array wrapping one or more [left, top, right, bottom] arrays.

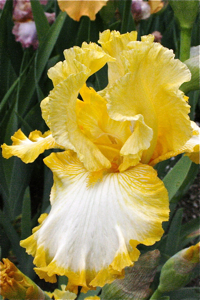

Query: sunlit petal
[[20, 151, 169, 292]]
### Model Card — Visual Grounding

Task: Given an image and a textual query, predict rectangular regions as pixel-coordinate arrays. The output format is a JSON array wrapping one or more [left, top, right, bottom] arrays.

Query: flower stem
[[149, 288, 163, 300], [180, 27, 192, 62]]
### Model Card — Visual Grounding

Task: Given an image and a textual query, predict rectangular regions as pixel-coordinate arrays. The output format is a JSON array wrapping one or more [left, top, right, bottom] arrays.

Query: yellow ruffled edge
[[1, 129, 63, 163], [149, 121, 200, 166], [45, 284, 77, 300], [20, 213, 163, 294]]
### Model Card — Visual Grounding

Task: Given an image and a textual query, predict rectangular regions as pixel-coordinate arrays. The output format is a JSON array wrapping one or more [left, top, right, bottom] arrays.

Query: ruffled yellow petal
[[47, 42, 114, 87], [20, 150, 169, 293], [77, 84, 131, 166], [46, 285, 76, 300], [98, 30, 137, 84], [150, 121, 200, 165], [102, 31, 192, 164], [1, 129, 61, 163], [42, 43, 115, 172], [58, 0, 108, 21], [46, 75, 110, 172]]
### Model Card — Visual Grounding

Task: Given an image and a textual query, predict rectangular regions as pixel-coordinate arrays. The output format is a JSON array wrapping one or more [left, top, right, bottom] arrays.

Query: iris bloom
[[58, 0, 108, 21], [2, 30, 200, 293]]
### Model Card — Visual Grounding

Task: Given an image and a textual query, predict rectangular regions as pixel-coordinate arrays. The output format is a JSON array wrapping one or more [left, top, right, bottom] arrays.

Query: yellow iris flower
[[2, 30, 200, 293]]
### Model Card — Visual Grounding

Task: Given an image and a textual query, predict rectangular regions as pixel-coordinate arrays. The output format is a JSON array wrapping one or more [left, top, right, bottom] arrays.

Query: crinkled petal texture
[[58, 0, 108, 21], [99, 31, 193, 166], [149, 121, 200, 166], [20, 151, 169, 293], [40, 42, 115, 172], [45, 285, 76, 300], [1, 129, 62, 163]]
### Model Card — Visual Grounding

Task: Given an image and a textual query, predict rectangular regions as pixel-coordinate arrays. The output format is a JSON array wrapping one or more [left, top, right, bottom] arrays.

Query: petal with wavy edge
[[58, 0, 108, 21], [1, 129, 61, 163], [98, 30, 137, 84], [104, 34, 191, 164], [47, 71, 111, 171], [46, 285, 76, 300], [20, 151, 169, 292], [47, 43, 114, 87], [150, 121, 200, 165]]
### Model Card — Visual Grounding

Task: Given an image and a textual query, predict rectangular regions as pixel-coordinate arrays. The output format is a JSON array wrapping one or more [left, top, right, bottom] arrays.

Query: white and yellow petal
[[20, 150, 169, 293], [1, 129, 61, 163]]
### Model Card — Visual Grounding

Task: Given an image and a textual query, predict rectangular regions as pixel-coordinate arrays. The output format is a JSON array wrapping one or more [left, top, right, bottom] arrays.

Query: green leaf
[[0, 209, 26, 265], [163, 156, 192, 201], [166, 287, 200, 300], [101, 250, 160, 300], [0, 0, 14, 100], [165, 208, 183, 257], [120, 0, 133, 33], [18, 11, 67, 116], [77, 287, 101, 299], [6, 158, 33, 219], [180, 217, 200, 248], [30, 0, 50, 45], [21, 188, 32, 240]]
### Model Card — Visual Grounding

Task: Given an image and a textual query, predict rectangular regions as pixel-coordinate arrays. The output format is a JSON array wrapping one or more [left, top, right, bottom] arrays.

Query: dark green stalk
[[121, 0, 132, 34]]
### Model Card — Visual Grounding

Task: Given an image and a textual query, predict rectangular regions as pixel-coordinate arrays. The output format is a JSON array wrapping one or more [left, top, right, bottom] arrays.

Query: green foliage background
[[0, 0, 199, 299]]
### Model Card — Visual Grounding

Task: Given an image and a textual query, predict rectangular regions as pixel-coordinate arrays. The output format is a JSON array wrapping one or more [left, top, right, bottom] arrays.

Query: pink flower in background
[[12, 11, 55, 49], [131, 0, 165, 22], [1, 0, 55, 49], [151, 30, 163, 43], [131, 0, 151, 22], [12, 21, 39, 49], [0, 0, 6, 10]]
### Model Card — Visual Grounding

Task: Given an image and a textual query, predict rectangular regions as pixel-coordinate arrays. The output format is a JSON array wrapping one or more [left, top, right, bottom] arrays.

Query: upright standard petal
[[20, 151, 169, 293], [58, 0, 108, 21], [41, 43, 115, 172], [98, 30, 137, 83], [103, 31, 192, 165], [1, 129, 61, 163]]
